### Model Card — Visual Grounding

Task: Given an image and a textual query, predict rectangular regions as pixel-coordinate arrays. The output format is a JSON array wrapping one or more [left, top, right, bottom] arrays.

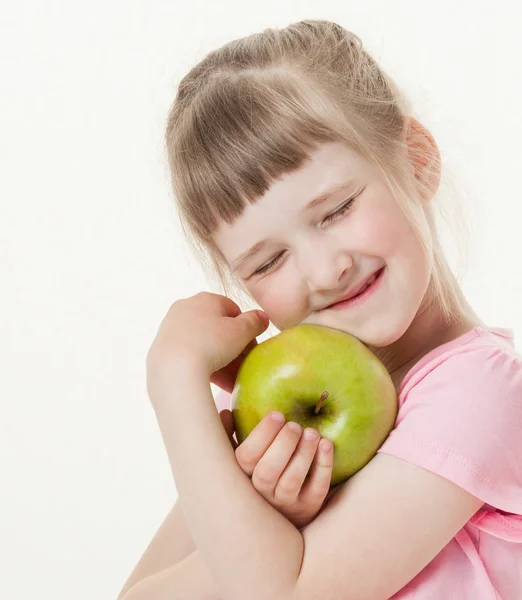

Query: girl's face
[[213, 142, 433, 348]]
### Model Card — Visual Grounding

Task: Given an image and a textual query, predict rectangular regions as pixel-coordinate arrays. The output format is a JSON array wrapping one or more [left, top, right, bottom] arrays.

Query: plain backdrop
[[1, 1, 521, 598]]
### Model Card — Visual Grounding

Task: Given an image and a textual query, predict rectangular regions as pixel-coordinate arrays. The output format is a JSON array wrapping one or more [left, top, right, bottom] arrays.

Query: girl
[[118, 20, 522, 600]]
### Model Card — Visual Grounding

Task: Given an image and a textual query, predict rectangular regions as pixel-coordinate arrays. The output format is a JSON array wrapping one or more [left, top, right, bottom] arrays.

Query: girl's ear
[[405, 116, 442, 201]]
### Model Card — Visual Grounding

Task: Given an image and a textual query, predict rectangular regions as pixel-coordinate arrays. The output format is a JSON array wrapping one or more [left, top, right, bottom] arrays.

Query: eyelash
[[253, 195, 358, 276]]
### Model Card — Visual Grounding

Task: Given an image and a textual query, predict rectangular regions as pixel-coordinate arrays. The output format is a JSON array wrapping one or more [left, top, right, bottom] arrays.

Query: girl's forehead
[[223, 142, 371, 226], [212, 144, 376, 268]]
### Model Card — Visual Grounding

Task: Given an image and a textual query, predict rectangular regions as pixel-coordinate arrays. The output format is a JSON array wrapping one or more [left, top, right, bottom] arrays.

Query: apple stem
[[314, 391, 329, 414]]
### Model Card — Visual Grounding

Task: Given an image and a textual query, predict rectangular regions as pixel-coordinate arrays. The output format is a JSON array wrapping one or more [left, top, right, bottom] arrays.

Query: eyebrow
[[231, 180, 356, 272]]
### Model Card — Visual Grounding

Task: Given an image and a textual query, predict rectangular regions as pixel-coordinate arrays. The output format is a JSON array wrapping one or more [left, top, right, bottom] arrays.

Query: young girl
[[118, 20, 522, 600]]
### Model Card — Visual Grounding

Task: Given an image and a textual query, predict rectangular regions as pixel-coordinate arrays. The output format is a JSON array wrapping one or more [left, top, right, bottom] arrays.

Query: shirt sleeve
[[378, 345, 522, 514]]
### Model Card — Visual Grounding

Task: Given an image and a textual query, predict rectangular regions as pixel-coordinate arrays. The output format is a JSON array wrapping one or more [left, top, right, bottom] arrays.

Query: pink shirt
[[214, 326, 522, 599]]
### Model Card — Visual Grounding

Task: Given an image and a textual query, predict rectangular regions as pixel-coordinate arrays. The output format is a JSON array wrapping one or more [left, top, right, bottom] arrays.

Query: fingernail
[[270, 411, 285, 423], [287, 421, 301, 433], [320, 439, 333, 452], [304, 428, 318, 441]]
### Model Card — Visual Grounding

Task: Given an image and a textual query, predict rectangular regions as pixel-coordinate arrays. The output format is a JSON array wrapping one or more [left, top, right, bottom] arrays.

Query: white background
[[1, 1, 521, 598]]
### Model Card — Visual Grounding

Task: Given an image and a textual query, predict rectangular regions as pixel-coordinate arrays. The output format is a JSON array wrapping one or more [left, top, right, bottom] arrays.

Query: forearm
[[117, 499, 196, 599], [152, 368, 305, 600], [122, 550, 219, 600]]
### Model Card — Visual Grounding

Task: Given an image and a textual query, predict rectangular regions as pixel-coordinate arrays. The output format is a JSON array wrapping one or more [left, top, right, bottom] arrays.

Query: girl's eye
[[253, 252, 285, 276], [252, 193, 359, 277], [322, 196, 357, 224]]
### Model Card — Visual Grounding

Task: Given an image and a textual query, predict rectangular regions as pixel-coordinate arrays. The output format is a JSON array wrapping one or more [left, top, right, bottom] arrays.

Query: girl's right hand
[[219, 409, 338, 530]]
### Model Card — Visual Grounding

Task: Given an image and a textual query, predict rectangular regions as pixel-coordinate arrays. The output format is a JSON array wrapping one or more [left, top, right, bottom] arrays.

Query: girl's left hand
[[146, 292, 271, 404], [220, 408, 338, 530]]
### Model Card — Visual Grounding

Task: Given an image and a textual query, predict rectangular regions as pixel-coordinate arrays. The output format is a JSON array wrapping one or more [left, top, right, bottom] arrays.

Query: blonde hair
[[164, 19, 470, 324]]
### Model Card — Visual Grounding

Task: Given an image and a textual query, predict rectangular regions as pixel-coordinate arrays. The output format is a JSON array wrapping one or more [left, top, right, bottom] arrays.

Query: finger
[[222, 311, 269, 372], [273, 428, 321, 503], [251, 421, 302, 499], [299, 438, 334, 505], [234, 310, 270, 342], [234, 412, 287, 476], [210, 338, 260, 392]]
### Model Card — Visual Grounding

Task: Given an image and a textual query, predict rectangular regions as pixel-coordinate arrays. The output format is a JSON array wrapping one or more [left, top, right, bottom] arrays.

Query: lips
[[326, 267, 384, 308]]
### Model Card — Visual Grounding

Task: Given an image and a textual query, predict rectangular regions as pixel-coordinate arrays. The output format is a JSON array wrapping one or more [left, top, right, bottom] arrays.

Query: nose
[[298, 241, 354, 293]]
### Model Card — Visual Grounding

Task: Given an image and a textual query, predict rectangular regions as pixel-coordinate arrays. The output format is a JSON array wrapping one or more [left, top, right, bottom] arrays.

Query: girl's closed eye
[[322, 193, 358, 224], [252, 193, 359, 277], [254, 251, 286, 276]]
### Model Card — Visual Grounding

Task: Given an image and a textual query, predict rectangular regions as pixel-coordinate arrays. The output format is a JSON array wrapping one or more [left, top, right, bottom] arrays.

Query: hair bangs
[[167, 68, 345, 239]]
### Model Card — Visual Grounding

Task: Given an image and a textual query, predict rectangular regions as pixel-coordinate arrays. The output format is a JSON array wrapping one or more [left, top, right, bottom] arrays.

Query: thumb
[[241, 310, 270, 333], [223, 310, 269, 373]]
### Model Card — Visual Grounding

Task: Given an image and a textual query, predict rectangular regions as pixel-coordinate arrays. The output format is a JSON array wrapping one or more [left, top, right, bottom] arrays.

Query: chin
[[326, 313, 413, 349], [300, 301, 418, 347], [367, 311, 419, 347]]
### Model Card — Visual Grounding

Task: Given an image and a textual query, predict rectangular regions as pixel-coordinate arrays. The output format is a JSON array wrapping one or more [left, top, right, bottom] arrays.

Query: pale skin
[[118, 118, 486, 600], [221, 407, 338, 530], [117, 370, 337, 598]]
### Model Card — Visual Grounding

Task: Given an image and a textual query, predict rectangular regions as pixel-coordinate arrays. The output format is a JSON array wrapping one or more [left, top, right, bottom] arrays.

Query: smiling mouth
[[333, 268, 383, 303], [349, 270, 380, 299], [323, 266, 385, 310]]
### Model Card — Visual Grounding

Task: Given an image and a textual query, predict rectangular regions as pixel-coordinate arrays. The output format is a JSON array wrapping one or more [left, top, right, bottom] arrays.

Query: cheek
[[358, 187, 419, 255], [254, 278, 306, 329], [365, 202, 422, 260]]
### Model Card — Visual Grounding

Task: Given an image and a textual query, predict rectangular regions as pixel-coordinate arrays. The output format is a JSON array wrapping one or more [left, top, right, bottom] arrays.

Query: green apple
[[231, 324, 397, 486]]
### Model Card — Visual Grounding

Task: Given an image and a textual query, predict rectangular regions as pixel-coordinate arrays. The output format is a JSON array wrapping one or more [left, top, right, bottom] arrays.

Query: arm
[[121, 551, 219, 600], [117, 498, 196, 599], [118, 407, 237, 599], [121, 407, 338, 600], [123, 452, 484, 600], [151, 371, 484, 600], [291, 452, 483, 599], [121, 486, 342, 600], [152, 371, 304, 600], [118, 403, 333, 599]]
